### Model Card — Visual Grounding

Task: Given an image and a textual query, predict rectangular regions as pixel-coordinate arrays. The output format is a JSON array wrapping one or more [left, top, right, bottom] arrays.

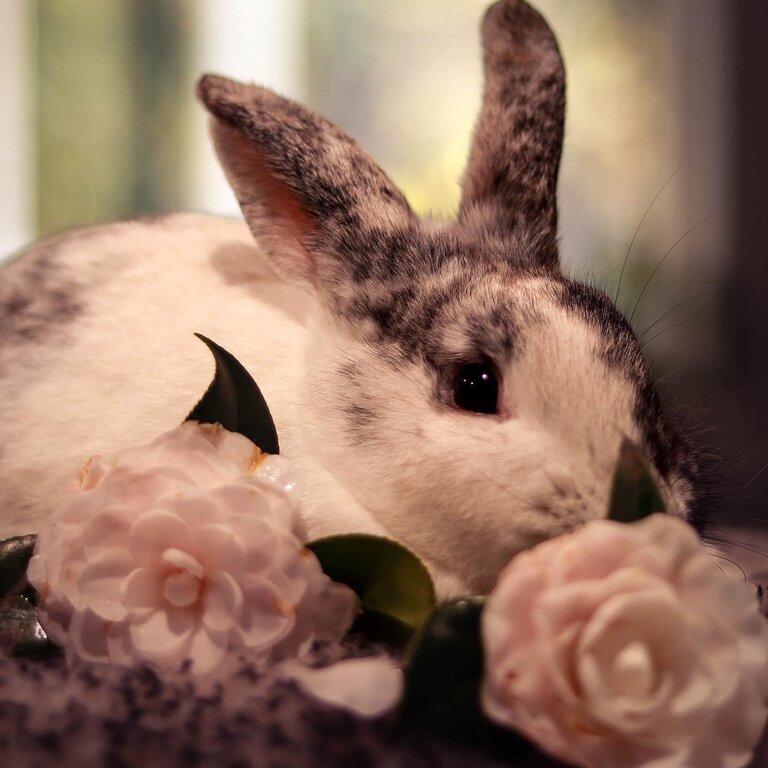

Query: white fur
[[0, 216, 384, 541]]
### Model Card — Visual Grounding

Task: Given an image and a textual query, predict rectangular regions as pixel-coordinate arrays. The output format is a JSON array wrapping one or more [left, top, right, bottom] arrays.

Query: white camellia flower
[[481, 514, 768, 768], [27, 422, 358, 674]]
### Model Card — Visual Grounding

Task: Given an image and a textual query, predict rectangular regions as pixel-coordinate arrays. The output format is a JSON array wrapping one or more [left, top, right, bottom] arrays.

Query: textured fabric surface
[[0, 642, 523, 768], [0, 642, 765, 768]]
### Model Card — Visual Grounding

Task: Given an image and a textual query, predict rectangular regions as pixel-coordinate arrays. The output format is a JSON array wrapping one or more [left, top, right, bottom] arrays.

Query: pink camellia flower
[[27, 422, 358, 674], [482, 514, 768, 768]]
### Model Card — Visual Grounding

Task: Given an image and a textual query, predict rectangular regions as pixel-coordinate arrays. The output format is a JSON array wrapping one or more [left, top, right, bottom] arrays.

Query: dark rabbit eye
[[453, 363, 499, 415]]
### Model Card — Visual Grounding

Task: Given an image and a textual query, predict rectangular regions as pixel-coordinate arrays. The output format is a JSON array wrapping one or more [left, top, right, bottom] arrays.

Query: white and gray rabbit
[[0, 0, 700, 597]]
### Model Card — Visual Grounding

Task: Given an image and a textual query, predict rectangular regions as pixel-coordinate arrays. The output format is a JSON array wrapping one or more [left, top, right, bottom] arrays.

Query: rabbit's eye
[[453, 363, 499, 415]]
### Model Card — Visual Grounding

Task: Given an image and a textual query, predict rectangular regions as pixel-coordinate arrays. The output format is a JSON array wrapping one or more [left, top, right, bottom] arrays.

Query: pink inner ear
[[255, 170, 319, 277], [211, 119, 319, 284]]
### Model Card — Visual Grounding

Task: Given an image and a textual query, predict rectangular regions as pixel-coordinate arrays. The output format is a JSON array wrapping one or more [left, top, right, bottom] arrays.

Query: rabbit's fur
[[0, 0, 700, 596]]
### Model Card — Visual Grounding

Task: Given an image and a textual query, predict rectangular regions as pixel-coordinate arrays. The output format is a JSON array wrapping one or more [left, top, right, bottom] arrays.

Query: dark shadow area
[[714, 1, 768, 531]]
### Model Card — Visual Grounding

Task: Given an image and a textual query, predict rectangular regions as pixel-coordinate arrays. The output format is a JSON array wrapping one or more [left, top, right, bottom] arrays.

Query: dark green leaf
[[307, 534, 436, 647], [400, 598, 485, 736], [186, 333, 279, 454], [0, 534, 37, 599], [0, 595, 59, 658], [399, 598, 534, 760], [607, 438, 666, 523], [0, 535, 59, 657]]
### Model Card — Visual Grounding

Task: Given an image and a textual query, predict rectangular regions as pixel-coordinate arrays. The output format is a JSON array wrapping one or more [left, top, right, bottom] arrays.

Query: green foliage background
[[35, 0, 193, 235]]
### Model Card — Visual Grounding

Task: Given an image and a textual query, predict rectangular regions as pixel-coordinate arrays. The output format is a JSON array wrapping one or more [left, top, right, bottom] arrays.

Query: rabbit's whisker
[[642, 312, 715, 347], [703, 534, 768, 565], [614, 145, 703, 306], [629, 213, 717, 324], [640, 293, 708, 339], [708, 553, 747, 581], [744, 457, 768, 490]]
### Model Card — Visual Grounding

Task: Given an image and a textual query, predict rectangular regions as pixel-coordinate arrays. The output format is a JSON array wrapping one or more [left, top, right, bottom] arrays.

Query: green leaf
[[607, 437, 666, 523], [0, 595, 58, 658], [0, 534, 59, 657], [186, 333, 279, 454], [306, 534, 436, 647], [398, 598, 533, 759], [0, 534, 37, 598], [399, 599, 486, 736]]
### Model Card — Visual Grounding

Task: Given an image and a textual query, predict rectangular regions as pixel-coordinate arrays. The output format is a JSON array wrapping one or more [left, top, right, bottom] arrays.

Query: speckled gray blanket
[[1, 644, 766, 768], [0, 642, 554, 768]]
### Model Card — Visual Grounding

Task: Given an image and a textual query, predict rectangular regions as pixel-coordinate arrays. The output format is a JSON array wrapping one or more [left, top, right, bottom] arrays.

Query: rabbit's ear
[[197, 75, 416, 285], [459, 0, 565, 269]]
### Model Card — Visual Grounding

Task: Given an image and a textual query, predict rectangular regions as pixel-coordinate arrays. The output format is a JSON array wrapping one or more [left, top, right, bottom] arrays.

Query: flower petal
[[163, 570, 202, 608], [122, 565, 166, 609], [253, 454, 302, 513], [103, 465, 197, 508], [202, 570, 243, 633], [307, 579, 359, 642], [282, 657, 403, 717], [106, 621, 135, 666], [129, 509, 193, 564], [481, 515, 768, 768], [159, 492, 225, 529], [77, 548, 134, 621], [82, 506, 132, 551], [68, 607, 110, 663], [197, 523, 247, 574], [162, 548, 204, 578], [28, 421, 313, 676], [185, 626, 228, 675], [238, 576, 295, 649], [129, 606, 195, 657], [26, 553, 46, 591]]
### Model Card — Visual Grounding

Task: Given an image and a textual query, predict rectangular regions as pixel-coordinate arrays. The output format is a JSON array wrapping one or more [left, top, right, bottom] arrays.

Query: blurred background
[[0, 0, 766, 529]]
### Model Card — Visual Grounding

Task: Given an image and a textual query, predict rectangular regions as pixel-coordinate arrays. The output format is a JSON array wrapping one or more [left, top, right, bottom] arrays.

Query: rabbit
[[0, 0, 701, 598]]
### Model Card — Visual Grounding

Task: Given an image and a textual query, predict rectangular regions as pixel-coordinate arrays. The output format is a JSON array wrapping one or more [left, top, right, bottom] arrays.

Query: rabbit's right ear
[[459, 0, 565, 269], [197, 75, 416, 286]]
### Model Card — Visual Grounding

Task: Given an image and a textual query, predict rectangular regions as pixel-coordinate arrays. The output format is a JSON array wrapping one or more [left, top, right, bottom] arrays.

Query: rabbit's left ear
[[459, 0, 565, 269], [197, 75, 416, 287]]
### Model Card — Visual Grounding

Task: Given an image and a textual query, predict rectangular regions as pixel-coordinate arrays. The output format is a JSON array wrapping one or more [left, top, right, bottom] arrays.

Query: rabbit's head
[[198, 0, 699, 593]]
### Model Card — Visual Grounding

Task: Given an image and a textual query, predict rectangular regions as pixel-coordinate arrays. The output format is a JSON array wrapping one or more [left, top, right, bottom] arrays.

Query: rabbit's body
[[0, 0, 701, 596], [0, 209, 696, 597], [0, 214, 391, 541]]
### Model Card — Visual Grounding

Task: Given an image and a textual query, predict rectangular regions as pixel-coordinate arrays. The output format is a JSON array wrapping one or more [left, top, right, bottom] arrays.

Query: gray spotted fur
[[0, 245, 83, 350], [459, 0, 565, 267]]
